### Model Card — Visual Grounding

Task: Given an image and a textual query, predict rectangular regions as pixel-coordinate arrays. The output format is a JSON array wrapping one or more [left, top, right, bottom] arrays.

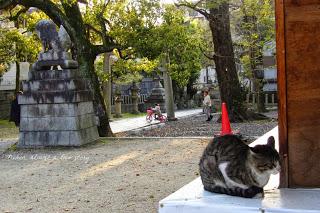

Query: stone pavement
[[110, 108, 203, 133]]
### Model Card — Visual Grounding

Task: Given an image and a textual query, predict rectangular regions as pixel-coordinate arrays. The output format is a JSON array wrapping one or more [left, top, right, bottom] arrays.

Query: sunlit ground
[[0, 138, 208, 213]]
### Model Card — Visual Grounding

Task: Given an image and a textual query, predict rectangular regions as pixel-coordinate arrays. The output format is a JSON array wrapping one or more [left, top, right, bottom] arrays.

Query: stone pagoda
[[18, 20, 98, 147], [145, 76, 166, 112]]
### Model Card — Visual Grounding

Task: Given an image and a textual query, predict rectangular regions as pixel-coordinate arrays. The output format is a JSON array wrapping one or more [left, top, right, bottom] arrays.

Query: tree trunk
[[78, 53, 113, 137], [0, 0, 115, 136], [209, 2, 248, 122], [251, 48, 267, 113], [243, 14, 267, 113]]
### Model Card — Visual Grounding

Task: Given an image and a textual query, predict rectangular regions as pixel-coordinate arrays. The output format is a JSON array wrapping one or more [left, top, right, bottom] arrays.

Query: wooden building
[[276, 0, 320, 188]]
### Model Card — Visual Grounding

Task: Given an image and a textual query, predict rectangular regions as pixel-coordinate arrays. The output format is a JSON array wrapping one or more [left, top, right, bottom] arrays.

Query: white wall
[[0, 62, 30, 90], [198, 66, 216, 84], [264, 67, 277, 79]]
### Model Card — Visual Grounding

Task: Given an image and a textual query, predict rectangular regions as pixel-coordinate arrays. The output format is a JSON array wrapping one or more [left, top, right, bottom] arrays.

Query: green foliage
[[94, 2, 205, 88], [234, 0, 275, 79], [0, 27, 40, 76], [1, 1, 205, 90], [118, 4, 205, 88], [0, 8, 43, 77], [0, 119, 16, 128], [158, 6, 204, 88], [112, 57, 158, 84]]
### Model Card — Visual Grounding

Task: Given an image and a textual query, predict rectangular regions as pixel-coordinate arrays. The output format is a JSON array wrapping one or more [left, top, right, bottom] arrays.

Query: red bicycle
[[146, 108, 167, 123]]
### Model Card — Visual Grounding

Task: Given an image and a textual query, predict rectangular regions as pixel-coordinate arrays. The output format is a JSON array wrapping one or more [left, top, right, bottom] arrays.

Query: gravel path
[[0, 138, 208, 213], [123, 111, 278, 140]]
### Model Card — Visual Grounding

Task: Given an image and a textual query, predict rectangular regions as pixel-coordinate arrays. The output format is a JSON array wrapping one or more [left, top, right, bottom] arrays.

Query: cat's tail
[[203, 185, 263, 198]]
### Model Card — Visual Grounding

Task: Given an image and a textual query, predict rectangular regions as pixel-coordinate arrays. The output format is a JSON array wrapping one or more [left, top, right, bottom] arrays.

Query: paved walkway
[[110, 108, 203, 133]]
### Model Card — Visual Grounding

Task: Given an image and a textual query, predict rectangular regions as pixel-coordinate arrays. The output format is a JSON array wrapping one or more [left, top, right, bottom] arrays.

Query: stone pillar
[[131, 82, 139, 114], [102, 52, 113, 119], [161, 58, 177, 121], [114, 86, 122, 118]]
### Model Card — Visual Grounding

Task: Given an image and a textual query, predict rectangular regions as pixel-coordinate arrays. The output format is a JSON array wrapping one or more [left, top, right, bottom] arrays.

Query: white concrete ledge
[[159, 127, 320, 213]]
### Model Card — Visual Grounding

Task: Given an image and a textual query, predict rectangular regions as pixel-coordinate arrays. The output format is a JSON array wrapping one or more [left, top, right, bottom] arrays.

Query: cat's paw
[[253, 192, 264, 199]]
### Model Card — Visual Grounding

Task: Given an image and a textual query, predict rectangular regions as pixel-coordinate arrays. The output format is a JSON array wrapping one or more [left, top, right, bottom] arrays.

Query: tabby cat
[[199, 134, 280, 198]]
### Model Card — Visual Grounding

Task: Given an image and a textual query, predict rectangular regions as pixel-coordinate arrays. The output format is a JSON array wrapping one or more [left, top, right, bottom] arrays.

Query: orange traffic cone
[[220, 102, 233, 136]]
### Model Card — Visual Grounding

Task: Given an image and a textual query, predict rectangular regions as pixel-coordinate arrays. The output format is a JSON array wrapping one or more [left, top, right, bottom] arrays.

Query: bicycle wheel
[[146, 115, 153, 123]]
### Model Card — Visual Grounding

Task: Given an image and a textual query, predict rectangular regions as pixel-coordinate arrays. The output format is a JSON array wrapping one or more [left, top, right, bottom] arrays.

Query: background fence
[[111, 94, 149, 105], [245, 92, 278, 107]]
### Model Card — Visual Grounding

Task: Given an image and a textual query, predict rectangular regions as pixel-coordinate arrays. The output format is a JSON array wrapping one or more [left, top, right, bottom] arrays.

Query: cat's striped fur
[[199, 135, 280, 198]]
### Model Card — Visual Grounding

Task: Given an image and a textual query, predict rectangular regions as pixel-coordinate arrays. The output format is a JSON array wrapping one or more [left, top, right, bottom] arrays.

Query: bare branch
[[85, 23, 103, 36], [93, 44, 121, 55], [203, 52, 215, 60], [175, 1, 210, 19], [8, 6, 29, 21], [102, 17, 112, 29]]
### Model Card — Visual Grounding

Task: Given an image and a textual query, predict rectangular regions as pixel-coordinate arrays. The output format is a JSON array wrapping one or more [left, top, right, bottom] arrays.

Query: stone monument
[[18, 20, 99, 147]]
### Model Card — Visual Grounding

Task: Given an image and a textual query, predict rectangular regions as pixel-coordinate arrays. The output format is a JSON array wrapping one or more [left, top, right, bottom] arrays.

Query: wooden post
[[275, 0, 288, 187], [114, 86, 122, 118], [102, 52, 113, 119], [276, 0, 320, 188], [252, 93, 256, 105], [265, 93, 268, 106], [272, 94, 275, 105], [131, 82, 139, 114]]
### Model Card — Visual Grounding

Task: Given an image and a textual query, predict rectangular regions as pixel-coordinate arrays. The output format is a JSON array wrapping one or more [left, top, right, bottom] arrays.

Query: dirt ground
[[0, 138, 209, 213]]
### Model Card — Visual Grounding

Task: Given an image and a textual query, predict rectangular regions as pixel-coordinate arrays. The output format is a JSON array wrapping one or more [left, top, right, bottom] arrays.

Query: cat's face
[[249, 136, 281, 175]]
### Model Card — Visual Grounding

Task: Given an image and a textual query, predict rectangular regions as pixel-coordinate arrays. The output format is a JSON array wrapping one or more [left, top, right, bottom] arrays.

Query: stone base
[[18, 68, 99, 148], [18, 127, 98, 147], [32, 59, 78, 71], [18, 102, 99, 148]]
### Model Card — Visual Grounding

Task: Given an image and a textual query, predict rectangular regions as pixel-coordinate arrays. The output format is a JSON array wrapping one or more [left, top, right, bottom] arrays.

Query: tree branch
[[175, 1, 209, 19], [92, 44, 121, 56], [60, 0, 86, 38], [85, 23, 103, 36], [8, 6, 29, 21]]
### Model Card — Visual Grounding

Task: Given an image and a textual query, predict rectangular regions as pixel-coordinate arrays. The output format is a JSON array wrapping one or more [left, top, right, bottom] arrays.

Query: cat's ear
[[267, 136, 275, 148]]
